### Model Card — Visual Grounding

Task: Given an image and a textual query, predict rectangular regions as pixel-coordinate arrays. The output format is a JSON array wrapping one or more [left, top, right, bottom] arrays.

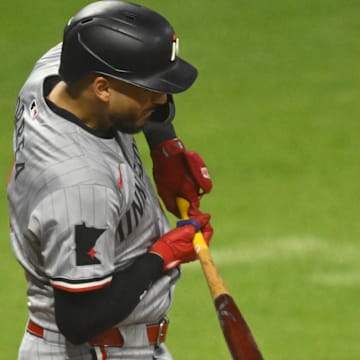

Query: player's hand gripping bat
[[176, 197, 264, 360]]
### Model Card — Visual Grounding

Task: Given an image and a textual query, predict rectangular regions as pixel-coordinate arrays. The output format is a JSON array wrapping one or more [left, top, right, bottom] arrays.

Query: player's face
[[107, 79, 167, 134]]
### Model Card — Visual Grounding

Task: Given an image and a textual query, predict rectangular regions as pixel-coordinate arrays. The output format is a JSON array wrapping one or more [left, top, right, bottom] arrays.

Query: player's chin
[[115, 123, 144, 134], [113, 115, 148, 134], [128, 114, 153, 133]]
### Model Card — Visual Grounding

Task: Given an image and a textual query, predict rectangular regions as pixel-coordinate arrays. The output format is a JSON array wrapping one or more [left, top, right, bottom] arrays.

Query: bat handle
[[176, 197, 229, 299], [176, 197, 208, 254]]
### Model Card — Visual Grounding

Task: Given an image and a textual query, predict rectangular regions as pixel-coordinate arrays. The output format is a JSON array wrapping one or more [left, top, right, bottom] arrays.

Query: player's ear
[[92, 76, 111, 103]]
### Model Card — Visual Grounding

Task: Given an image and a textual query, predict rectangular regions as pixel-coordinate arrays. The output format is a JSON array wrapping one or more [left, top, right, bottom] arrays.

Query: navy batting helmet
[[59, 0, 198, 94]]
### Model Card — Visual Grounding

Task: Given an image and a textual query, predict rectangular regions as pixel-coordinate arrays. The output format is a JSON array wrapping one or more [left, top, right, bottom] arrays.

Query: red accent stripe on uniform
[[100, 346, 107, 360], [50, 276, 112, 293]]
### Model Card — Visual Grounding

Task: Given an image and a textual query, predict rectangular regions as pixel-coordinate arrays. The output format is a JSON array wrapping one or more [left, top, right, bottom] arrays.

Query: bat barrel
[[215, 294, 264, 360]]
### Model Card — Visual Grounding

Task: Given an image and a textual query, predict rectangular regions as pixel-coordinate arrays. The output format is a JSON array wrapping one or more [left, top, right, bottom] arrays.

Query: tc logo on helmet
[[171, 35, 179, 62]]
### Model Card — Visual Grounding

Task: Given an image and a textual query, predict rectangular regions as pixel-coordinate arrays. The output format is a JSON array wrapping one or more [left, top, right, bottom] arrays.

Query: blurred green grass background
[[1, 0, 360, 359]]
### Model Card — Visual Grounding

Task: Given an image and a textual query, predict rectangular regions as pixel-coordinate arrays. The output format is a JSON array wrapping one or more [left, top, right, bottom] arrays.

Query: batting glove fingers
[[149, 213, 211, 271]]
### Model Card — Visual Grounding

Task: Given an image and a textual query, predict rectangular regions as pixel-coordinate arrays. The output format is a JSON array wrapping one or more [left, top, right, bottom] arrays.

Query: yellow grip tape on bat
[[176, 197, 208, 254]]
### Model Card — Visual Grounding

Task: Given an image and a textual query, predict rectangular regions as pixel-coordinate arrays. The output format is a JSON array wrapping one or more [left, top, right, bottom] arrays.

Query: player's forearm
[[54, 253, 163, 345], [143, 121, 177, 149]]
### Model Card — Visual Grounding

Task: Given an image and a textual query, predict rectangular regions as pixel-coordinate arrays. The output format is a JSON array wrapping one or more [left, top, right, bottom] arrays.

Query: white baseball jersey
[[7, 43, 179, 346]]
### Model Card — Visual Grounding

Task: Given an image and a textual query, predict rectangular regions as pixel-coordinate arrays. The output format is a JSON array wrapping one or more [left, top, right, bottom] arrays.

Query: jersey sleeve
[[28, 184, 122, 293]]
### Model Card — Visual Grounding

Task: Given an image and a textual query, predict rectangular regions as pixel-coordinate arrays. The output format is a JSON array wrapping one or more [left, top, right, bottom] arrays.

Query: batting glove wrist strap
[[176, 219, 201, 232]]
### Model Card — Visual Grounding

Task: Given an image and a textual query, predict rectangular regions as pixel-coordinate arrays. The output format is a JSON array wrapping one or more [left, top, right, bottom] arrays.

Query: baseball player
[[7, 1, 213, 359]]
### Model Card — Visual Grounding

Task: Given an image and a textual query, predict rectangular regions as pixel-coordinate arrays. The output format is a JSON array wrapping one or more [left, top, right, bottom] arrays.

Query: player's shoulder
[[15, 44, 63, 136], [20, 44, 62, 98]]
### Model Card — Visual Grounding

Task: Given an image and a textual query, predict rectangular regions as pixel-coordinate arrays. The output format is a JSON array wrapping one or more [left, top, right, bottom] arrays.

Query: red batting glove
[[150, 138, 212, 218], [149, 213, 213, 271]]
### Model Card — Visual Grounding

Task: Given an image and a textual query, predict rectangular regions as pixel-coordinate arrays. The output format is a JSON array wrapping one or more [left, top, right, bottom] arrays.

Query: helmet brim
[[101, 57, 198, 94]]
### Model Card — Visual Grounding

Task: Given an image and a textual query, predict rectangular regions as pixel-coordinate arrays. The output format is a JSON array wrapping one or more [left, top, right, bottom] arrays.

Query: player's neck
[[47, 81, 111, 130]]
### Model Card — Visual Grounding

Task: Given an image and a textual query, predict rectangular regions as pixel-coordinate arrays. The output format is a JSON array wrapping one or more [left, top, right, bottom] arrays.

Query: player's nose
[[152, 92, 167, 105]]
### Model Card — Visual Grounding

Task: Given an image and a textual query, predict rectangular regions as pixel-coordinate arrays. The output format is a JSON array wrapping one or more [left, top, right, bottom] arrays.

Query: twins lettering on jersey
[[117, 142, 147, 242], [117, 180, 147, 241]]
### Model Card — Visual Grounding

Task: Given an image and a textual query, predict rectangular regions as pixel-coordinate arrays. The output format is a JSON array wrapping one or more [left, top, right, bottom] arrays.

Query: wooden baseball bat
[[176, 197, 264, 360]]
